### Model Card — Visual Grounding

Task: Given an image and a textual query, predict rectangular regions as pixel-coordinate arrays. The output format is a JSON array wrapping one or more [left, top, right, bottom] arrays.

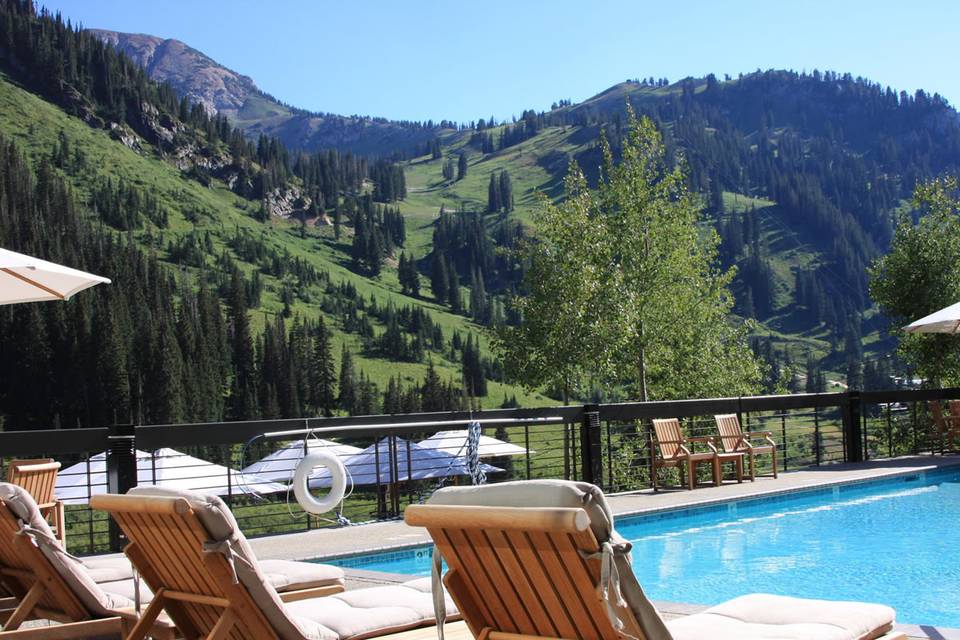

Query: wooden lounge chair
[[405, 479, 906, 640], [650, 418, 725, 490], [91, 486, 458, 640], [714, 413, 778, 480], [0, 481, 176, 639], [5, 459, 66, 546], [928, 401, 960, 454]]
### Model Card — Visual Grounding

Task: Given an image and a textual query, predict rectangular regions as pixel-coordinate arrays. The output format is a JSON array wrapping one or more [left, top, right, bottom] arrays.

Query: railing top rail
[[0, 427, 110, 456], [598, 392, 848, 420], [860, 387, 960, 404]]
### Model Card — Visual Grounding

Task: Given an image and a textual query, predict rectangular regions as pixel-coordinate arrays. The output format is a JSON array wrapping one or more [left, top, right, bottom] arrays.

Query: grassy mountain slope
[[0, 72, 546, 407], [397, 112, 895, 378]]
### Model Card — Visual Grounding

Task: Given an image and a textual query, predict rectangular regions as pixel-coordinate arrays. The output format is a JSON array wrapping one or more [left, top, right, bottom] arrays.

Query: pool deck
[[245, 454, 960, 640]]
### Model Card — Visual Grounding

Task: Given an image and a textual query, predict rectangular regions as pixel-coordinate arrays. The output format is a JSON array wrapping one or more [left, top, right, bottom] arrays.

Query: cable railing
[[1, 388, 958, 554]]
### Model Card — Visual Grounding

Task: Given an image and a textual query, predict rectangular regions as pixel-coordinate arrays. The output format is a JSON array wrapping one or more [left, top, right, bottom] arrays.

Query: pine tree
[[228, 271, 258, 419], [311, 317, 337, 416], [431, 251, 449, 302], [421, 359, 445, 412], [382, 375, 403, 414], [448, 262, 462, 314], [499, 170, 514, 212], [337, 345, 357, 414], [487, 173, 501, 213], [457, 152, 468, 181]]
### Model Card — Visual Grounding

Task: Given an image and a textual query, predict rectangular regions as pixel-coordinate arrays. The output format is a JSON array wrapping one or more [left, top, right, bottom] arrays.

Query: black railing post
[[580, 404, 602, 488], [106, 424, 137, 551], [843, 391, 864, 463]]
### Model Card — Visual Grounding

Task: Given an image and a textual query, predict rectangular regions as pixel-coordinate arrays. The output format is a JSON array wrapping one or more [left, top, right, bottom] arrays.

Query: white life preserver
[[293, 450, 347, 515]]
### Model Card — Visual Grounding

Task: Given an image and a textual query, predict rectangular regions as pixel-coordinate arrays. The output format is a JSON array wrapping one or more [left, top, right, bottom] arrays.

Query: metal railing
[[1, 388, 958, 554]]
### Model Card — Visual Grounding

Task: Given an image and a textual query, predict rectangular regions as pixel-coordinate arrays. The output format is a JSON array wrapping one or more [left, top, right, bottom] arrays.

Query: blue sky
[[42, 1, 960, 123]]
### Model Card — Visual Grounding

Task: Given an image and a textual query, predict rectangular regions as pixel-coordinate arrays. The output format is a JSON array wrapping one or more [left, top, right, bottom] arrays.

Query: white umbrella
[[310, 437, 501, 487], [418, 430, 529, 458], [904, 301, 960, 334], [241, 438, 363, 483], [55, 447, 287, 504], [0, 248, 110, 305]]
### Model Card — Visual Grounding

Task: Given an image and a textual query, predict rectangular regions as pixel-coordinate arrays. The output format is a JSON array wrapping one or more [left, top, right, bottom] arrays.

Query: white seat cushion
[[667, 594, 895, 640], [260, 559, 345, 592], [83, 555, 135, 584], [288, 580, 459, 640]]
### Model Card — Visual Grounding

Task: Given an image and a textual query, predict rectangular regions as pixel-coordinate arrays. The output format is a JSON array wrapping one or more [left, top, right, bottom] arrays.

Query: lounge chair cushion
[[0, 482, 134, 617], [97, 559, 346, 604], [260, 558, 345, 592], [82, 554, 135, 583], [426, 480, 673, 640], [666, 593, 896, 640], [287, 579, 459, 640]]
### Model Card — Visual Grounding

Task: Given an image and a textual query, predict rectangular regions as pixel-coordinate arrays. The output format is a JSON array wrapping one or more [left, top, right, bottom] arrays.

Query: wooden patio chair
[[928, 401, 960, 454], [0, 482, 176, 639], [5, 459, 66, 546], [405, 479, 905, 640], [714, 413, 778, 480], [650, 418, 721, 490], [91, 486, 455, 640]]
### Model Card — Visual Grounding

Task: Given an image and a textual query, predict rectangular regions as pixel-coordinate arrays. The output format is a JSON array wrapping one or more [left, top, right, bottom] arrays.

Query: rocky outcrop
[[89, 29, 258, 117], [264, 187, 311, 219]]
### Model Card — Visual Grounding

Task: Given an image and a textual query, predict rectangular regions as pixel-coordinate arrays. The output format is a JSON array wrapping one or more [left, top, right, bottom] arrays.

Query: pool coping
[[307, 455, 960, 564], [609, 458, 960, 519]]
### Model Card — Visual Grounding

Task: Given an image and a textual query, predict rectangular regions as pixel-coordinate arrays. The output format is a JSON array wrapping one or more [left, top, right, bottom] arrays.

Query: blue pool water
[[325, 469, 960, 627]]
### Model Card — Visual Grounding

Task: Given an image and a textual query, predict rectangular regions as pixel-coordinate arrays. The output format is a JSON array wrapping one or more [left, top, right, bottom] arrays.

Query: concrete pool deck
[[244, 454, 960, 640]]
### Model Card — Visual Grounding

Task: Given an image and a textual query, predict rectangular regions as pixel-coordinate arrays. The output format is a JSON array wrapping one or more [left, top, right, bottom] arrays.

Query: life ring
[[293, 450, 347, 515]]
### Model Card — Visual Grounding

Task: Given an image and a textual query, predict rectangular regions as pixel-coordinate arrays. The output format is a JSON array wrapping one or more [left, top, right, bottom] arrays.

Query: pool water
[[325, 469, 960, 627]]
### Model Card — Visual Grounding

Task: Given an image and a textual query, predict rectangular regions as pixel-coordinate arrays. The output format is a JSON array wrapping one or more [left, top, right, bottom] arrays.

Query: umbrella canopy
[[904, 301, 960, 334], [241, 438, 363, 483], [310, 437, 501, 487], [418, 429, 529, 458], [0, 248, 110, 305], [55, 447, 287, 504]]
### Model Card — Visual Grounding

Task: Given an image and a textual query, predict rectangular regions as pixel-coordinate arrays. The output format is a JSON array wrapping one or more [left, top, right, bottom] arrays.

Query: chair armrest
[[742, 431, 773, 438], [279, 584, 345, 602], [686, 436, 718, 453]]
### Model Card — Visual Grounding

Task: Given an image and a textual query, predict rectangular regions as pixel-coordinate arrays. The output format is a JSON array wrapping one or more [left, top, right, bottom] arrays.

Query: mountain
[[90, 29, 445, 156], [91, 24, 960, 386], [89, 29, 259, 116]]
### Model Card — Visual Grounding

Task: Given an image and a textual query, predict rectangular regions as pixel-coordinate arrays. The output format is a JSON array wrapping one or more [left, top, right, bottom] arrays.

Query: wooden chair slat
[[502, 529, 576, 639], [462, 529, 536, 635], [445, 528, 517, 632], [433, 529, 496, 632], [526, 531, 605, 639], [484, 529, 558, 637]]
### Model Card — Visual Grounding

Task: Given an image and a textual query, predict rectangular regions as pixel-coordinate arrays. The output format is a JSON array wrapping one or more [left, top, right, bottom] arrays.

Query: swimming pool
[[323, 468, 960, 627]]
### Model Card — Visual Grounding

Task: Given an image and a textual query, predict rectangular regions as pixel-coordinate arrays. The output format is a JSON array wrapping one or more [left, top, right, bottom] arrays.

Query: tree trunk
[[638, 321, 649, 402]]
